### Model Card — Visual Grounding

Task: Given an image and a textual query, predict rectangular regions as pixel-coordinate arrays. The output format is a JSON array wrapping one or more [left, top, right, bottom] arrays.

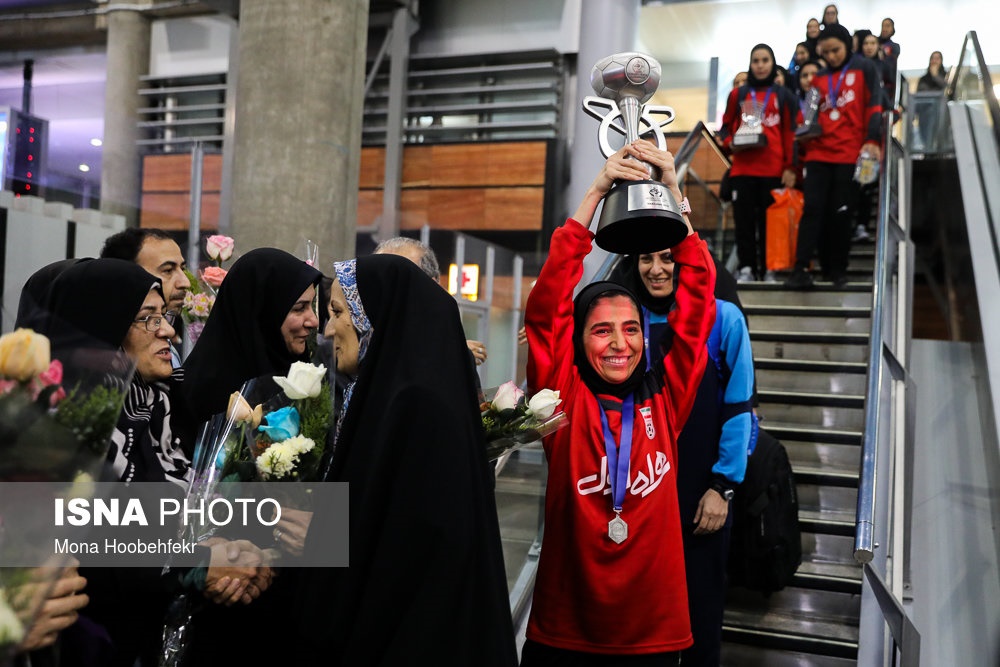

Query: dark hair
[[100, 227, 174, 262]]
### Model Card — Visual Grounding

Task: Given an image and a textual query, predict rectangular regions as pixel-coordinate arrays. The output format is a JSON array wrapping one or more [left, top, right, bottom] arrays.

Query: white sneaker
[[734, 266, 755, 283], [852, 224, 871, 242], [764, 271, 778, 283]]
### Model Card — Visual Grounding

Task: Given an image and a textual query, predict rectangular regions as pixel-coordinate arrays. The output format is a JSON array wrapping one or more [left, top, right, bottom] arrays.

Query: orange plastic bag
[[766, 188, 804, 271]]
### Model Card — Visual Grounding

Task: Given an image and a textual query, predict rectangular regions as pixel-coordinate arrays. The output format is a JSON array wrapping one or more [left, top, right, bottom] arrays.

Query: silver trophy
[[582, 52, 687, 254], [795, 88, 823, 140], [732, 97, 769, 151]]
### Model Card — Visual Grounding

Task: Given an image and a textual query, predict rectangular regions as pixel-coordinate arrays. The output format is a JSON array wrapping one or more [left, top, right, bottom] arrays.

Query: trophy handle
[[582, 96, 626, 159], [638, 104, 675, 151]]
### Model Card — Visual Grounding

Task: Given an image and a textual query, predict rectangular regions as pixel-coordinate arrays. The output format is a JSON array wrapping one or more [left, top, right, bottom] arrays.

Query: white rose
[[527, 389, 562, 419], [492, 381, 524, 412], [274, 362, 326, 400]]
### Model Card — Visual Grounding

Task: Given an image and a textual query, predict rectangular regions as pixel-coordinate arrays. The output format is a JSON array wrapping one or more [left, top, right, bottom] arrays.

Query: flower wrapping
[[481, 383, 568, 461], [0, 328, 132, 659]]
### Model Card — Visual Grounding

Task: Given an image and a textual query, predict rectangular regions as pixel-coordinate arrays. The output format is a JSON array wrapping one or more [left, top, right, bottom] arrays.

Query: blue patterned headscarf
[[333, 259, 373, 441]]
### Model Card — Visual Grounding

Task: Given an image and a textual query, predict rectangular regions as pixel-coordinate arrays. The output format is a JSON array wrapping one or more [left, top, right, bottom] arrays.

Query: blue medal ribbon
[[744, 86, 775, 119], [598, 394, 635, 513], [826, 63, 850, 116]]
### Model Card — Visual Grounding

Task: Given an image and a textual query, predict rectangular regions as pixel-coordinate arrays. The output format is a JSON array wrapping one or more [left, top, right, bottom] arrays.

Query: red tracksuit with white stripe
[[524, 220, 716, 654], [803, 54, 883, 164]]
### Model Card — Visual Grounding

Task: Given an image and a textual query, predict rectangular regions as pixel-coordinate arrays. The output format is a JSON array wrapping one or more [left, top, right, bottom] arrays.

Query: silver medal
[[829, 109, 841, 121], [608, 515, 628, 544]]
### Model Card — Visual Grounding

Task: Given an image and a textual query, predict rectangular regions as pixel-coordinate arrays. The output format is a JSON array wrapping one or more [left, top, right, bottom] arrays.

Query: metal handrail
[[853, 63, 920, 663]]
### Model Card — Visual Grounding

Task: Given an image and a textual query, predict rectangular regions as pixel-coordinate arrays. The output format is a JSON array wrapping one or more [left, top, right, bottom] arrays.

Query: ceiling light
[[78, 164, 90, 172], [90, 138, 102, 147]]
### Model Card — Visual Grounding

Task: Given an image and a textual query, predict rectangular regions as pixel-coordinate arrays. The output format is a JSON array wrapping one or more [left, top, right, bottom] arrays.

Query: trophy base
[[594, 180, 688, 255], [795, 124, 822, 140], [731, 133, 768, 152]]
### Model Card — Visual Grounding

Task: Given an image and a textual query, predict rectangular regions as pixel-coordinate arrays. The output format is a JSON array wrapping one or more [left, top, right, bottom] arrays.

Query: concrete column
[[230, 0, 368, 266], [567, 0, 640, 286], [100, 2, 152, 226]]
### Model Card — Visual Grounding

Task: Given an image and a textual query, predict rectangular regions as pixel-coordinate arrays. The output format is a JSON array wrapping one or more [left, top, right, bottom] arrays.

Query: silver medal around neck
[[829, 109, 841, 121], [608, 515, 628, 544]]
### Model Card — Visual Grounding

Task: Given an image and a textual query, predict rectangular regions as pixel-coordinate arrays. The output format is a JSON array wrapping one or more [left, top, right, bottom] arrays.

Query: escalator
[[499, 30, 1000, 663]]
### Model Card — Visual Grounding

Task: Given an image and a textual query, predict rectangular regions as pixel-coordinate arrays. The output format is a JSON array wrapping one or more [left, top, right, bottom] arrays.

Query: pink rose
[[32, 359, 67, 406], [205, 235, 235, 262], [492, 381, 524, 412], [202, 266, 228, 288]]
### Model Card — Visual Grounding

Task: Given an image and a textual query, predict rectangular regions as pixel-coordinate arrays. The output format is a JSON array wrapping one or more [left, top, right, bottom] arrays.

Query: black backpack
[[728, 427, 802, 593]]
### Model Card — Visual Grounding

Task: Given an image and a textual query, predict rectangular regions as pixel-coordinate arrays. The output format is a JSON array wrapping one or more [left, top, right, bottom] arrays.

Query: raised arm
[[526, 144, 659, 393]]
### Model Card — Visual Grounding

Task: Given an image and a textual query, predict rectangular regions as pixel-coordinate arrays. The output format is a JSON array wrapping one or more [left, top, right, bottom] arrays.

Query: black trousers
[[730, 175, 781, 276], [794, 161, 860, 275], [680, 516, 733, 667], [521, 641, 681, 667]]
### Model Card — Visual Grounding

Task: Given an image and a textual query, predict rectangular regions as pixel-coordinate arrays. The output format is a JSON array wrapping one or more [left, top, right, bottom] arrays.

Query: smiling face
[[750, 48, 774, 82], [122, 289, 176, 382], [823, 4, 838, 24], [324, 279, 360, 376], [582, 295, 643, 385], [795, 44, 810, 64], [806, 19, 821, 39], [280, 285, 319, 356], [637, 249, 675, 299]]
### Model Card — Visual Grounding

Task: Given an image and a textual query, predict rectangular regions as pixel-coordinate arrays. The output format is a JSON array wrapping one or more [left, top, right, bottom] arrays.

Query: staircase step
[[750, 330, 869, 346], [724, 586, 860, 659], [721, 642, 858, 666], [758, 389, 865, 409], [757, 401, 865, 432], [745, 304, 872, 319], [737, 280, 872, 294], [740, 288, 873, 308], [755, 357, 868, 374], [797, 484, 859, 518], [803, 531, 857, 566], [793, 559, 863, 594], [748, 313, 871, 335], [786, 440, 861, 491], [752, 338, 869, 364], [799, 507, 856, 537], [756, 365, 868, 396], [760, 420, 862, 446]]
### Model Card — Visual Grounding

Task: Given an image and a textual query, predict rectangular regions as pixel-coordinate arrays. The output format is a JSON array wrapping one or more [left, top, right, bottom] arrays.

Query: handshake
[[201, 538, 276, 606]]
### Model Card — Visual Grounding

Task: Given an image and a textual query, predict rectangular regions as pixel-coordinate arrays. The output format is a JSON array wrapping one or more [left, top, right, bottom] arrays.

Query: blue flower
[[258, 406, 300, 441]]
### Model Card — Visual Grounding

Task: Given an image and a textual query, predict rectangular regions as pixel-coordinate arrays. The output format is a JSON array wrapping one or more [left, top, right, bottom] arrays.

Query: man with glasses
[[101, 228, 191, 365]]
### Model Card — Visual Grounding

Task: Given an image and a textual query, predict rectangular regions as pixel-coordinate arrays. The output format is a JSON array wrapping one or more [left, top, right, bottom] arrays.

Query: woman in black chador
[[179, 247, 322, 667], [294, 254, 518, 666]]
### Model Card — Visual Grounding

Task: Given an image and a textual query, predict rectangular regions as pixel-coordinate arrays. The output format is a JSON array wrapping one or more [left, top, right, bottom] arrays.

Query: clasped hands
[[202, 537, 275, 606]]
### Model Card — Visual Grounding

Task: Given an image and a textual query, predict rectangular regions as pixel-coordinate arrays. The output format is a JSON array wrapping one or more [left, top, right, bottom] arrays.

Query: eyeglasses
[[133, 311, 178, 332]]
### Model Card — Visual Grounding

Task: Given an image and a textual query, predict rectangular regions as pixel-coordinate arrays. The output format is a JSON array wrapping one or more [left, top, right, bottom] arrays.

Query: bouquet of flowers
[[218, 361, 332, 484], [181, 234, 236, 347], [0, 328, 131, 660], [160, 361, 333, 666], [481, 381, 568, 461]]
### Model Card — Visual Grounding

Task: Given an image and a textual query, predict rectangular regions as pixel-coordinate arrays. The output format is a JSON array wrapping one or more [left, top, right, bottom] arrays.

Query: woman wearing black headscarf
[[181, 247, 322, 423], [42, 258, 201, 667], [718, 43, 800, 282], [178, 247, 321, 667], [519, 141, 715, 664], [14, 258, 79, 331], [289, 254, 516, 666], [609, 248, 755, 667]]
